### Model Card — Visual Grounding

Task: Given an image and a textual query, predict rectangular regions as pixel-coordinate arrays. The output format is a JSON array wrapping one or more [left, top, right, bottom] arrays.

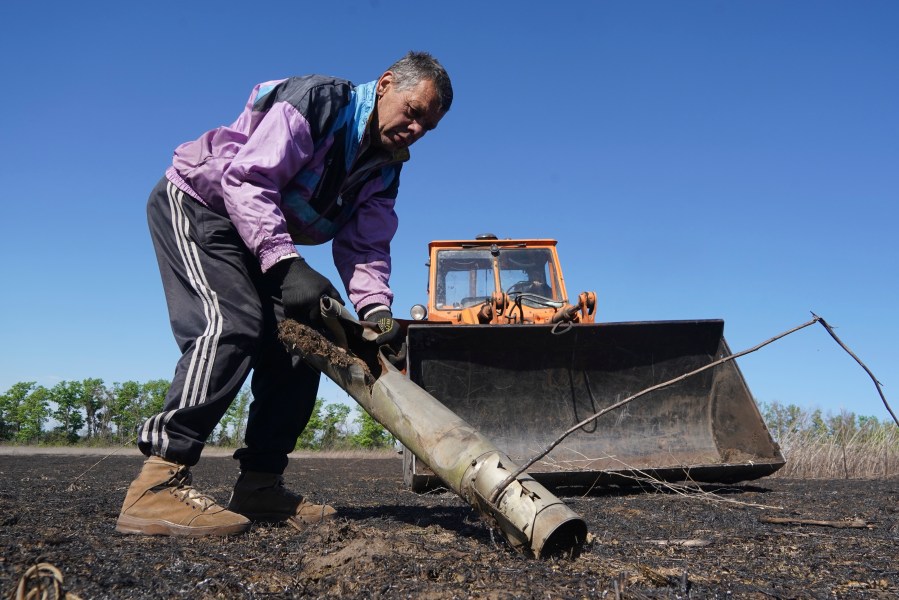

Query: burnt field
[[1, 450, 897, 599]]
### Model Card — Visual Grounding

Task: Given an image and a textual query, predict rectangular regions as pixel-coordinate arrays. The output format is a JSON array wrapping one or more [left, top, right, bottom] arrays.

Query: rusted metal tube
[[282, 299, 588, 558]]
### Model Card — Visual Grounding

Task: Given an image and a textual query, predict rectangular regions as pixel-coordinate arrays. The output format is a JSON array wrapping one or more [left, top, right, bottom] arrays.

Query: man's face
[[374, 72, 445, 151]]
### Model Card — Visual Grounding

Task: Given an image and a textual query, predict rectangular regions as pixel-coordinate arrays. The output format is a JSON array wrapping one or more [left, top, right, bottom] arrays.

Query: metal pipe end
[[532, 507, 588, 559]]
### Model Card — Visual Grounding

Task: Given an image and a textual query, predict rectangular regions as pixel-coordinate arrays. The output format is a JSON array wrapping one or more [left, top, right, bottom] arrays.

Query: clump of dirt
[[278, 319, 374, 382]]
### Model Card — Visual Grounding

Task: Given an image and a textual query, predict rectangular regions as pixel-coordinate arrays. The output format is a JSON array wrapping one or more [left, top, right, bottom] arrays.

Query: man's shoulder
[[253, 75, 356, 121], [258, 76, 353, 111], [283, 74, 355, 95]]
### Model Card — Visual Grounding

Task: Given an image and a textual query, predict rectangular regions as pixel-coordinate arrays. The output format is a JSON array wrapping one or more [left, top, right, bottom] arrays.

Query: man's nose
[[409, 121, 426, 138]]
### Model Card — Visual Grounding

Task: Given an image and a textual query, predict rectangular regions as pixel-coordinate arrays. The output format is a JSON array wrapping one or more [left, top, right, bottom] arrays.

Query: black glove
[[277, 257, 344, 322], [364, 306, 400, 345]]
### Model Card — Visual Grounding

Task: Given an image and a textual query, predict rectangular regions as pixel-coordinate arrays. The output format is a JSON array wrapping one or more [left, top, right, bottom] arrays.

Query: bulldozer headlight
[[410, 304, 428, 321]]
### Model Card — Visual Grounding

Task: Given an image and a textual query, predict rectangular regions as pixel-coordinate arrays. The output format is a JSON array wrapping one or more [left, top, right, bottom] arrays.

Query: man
[[116, 52, 452, 536]]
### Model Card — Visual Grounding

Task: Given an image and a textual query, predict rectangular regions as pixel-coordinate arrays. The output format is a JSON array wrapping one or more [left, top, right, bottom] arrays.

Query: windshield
[[434, 247, 561, 309]]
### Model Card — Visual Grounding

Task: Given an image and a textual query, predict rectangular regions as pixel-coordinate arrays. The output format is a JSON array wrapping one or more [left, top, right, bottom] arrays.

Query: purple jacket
[[165, 76, 409, 312]]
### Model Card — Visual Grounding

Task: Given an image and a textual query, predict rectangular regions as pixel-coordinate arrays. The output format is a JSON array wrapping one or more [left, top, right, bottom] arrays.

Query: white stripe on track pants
[[139, 176, 320, 473]]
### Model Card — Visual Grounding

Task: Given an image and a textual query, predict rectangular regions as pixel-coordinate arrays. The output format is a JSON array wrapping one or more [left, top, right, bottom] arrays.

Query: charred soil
[[1, 452, 897, 599]]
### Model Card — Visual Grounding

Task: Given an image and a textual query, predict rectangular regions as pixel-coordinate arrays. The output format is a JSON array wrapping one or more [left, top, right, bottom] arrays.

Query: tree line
[[0, 379, 394, 450], [759, 400, 896, 445], [9, 378, 890, 458]]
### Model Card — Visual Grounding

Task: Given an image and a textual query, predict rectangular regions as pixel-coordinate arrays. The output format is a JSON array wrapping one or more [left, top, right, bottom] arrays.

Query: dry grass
[[760, 401, 899, 479], [768, 425, 899, 479]]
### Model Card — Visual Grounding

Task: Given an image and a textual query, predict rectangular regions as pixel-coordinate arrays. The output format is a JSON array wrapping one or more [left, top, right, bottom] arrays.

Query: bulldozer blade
[[278, 315, 588, 558], [403, 319, 785, 491]]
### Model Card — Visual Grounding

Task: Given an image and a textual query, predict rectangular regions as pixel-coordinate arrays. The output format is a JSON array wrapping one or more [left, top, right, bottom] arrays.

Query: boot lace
[[167, 467, 216, 511]]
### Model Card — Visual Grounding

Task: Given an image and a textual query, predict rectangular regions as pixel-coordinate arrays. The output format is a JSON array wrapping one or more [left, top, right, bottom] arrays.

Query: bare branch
[[813, 313, 898, 427]]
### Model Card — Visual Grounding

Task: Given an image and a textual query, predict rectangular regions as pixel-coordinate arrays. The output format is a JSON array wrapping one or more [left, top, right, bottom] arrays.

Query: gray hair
[[387, 51, 453, 113]]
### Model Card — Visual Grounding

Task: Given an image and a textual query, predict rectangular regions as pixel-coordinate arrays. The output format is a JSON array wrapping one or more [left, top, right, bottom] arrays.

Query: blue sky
[[1, 1, 896, 422]]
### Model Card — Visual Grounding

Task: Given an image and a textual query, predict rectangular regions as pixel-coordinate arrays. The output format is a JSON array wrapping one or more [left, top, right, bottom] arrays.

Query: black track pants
[[139, 176, 320, 473]]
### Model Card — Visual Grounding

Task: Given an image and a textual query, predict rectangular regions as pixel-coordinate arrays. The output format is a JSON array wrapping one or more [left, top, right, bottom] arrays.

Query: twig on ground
[[582, 461, 784, 511], [759, 516, 872, 529], [644, 539, 713, 548]]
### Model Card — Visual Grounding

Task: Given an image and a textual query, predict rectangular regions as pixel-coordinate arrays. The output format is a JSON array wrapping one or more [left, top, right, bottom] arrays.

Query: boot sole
[[115, 515, 250, 537], [231, 509, 337, 525]]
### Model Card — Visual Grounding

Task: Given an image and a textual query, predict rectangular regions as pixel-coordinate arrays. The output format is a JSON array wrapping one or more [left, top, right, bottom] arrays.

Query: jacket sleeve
[[332, 183, 399, 312], [221, 101, 314, 272]]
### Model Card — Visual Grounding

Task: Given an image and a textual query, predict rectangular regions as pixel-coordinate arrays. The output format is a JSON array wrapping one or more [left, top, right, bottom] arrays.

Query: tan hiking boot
[[227, 471, 336, 529], [116, 456, 250, 537]]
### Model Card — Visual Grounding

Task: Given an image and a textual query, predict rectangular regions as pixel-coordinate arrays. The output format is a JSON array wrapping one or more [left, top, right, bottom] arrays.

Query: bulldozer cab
[[423, 236, 590, 324], [402, 235, 784, 491], [434, 243, 561, 309]]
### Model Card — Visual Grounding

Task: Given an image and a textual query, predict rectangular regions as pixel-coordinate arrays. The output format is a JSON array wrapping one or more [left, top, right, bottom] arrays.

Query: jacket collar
[[349, 80, 410, 167]]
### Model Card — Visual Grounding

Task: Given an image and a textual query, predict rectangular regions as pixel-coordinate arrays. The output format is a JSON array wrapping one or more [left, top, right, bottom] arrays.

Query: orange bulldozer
[[398, 234, 785, 491]]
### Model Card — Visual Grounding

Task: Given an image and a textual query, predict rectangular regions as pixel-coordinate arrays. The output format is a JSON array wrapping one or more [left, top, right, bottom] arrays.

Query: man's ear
[[376, 71, 394, 97]]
